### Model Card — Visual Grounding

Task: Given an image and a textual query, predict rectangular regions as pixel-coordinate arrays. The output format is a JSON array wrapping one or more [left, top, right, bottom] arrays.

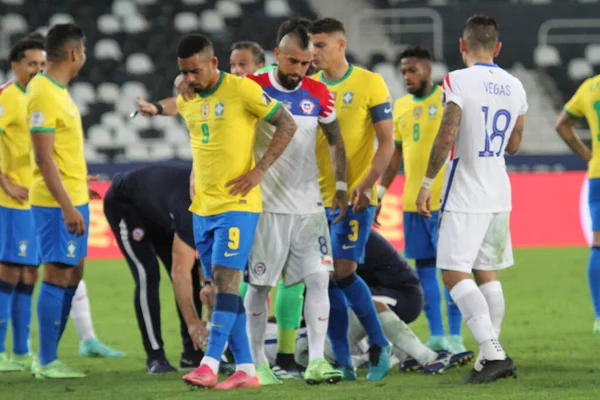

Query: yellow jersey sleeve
[[368, 74, 393, 123], [239, 77, 281, 121], [0, 90, 16, 134], [564, 79, 588, 119], [392, 99, 404, 146], [28, 89, 59, 133]]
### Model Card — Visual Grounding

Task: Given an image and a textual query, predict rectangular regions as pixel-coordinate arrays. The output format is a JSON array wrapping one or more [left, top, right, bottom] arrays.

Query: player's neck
[[200, 70, 222, 94], [14, 77, 29, 92], [322, 59, 350, 83], [414, 81, 434, 99], [42, 64, 72, 87], [465, 54, 496, 68]]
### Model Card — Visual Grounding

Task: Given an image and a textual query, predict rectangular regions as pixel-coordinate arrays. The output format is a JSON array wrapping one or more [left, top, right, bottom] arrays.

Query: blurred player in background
[[230, 41, 265, 77], [172, 34, 297, 390], [103, 166, 205, 374], [377, 45, 468, 356], [27, 23, 92, 379], [416, 14, 526, 383], [555, 73, 600, 332], [309, 17, 394, 381], [244, 24, 345, 386]]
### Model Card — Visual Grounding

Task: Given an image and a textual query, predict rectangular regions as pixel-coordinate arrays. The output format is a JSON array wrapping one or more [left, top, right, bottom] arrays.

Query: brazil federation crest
[[428, 105, 438, 117], [413, 106, 422, 120], [342, 92, 353, 105], [215, 102, 224, 117], [300, 99, 315, 115], [18, 241, 27, 257], [67, 241, 77, 258], [201, 104, 210, 119]]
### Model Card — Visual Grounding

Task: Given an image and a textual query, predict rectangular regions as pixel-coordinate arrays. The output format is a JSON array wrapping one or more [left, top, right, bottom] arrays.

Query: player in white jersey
[[416, 14, 527, 384], [243, 26, 347, 386]]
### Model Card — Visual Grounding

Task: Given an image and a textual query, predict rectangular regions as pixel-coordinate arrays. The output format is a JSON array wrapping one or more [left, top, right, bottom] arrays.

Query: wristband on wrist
[[377, 184, 387, 200], [421, 176, 434, 190], [336, 181, 348, 192], [152, 102, 164, 115]]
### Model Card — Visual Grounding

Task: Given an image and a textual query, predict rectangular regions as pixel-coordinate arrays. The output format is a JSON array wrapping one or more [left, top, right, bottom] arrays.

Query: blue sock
[[59, 285, 78, 341], [338, 273, 388, 347], [0, 280, 15, 353], [227, 297, 253, 365], [37, 282, 65, 365], [327, 283, 352, 367], [205, 293, 238, 362], [589, 246, 600, 318], [11, 283, 34, 355], [416, 265, 445, 336], [445, 286, 462, 336]]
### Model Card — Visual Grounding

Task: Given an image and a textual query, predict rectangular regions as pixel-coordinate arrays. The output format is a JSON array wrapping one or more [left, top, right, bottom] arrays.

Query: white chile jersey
[[440, 63, 528, 213], [249, 69, 336, 214]]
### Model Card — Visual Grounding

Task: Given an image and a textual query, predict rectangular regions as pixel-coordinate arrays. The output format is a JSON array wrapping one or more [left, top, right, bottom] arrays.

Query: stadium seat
[[176, 144, 193, 160], [135, 0, 158, 4], [373, 62, 406, 101], [49, 13, 75, 26], [164, 126, 190, 145], [431, 61, 448, 84], [265, 0, 291, 17], [88, 125, 115, 148], [71, 82, 97, 105], [97, 14, 121, 35], [149, 144, 176, 161], [101, 112, 125, 131], [131, 114, 151, 131], [1, 0, 25, 5], [94, 39, 123, 61], [112, 0, 138, 18], [174, 12, 199, 33], [199, 10, 225, 33], [97, 83, 121, 103], [567, 58, 593, 81], [183, 0, 207, 4], [84, 146, 109, 163], [2, 14, 28, 35], [123, 14, 149, 34], [115, 127, 140, 146], [124, 145, 151, 161], [126, 53, 155, 75], [533, 45, 561, 68], [585, 44, 600, 66], [264, 50, 275, 66], [216, 0, 243, 18]]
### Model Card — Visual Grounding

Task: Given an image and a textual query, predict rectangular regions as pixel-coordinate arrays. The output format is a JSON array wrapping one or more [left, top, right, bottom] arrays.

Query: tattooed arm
[[506, 115, 526, 155], [256, 106, 298, 171], [320, 118, 347, 185], [555, 111, 592, 162], [425, 102, 462, 179]]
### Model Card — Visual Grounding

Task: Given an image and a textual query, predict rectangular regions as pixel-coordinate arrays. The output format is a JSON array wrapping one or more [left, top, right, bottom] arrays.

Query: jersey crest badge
[[132, 228, 145, 242], [18, 241, 27, 257], [413, 106, 422, 120], [201, 104, 210, 119], [300, 99, 315, 115], [30, 111, 45, 127], [67, 241, 77, 258], [261, 92, 273, 105], [428, 105, 438, 117], [215, 102, 224, 117], [253, 262, 266, 275], [342, 92, 353, 105]]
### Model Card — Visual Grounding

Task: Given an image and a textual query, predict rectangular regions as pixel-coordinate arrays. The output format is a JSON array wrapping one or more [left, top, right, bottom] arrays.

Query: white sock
[[479, 280, 505, 338], [303, 271, 330, 362], [201, 356, 220, 374], [379, 310, 437, 365], [69, 280, 96, 341], [236, 363, 256, 375], [244, 284, 270, 365], [450, 279, 505, 369]]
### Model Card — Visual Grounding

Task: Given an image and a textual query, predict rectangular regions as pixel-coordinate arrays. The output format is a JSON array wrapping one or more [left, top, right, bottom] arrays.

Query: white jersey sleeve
[[440, 64, 528, 213], [317, 90, 336, 125]]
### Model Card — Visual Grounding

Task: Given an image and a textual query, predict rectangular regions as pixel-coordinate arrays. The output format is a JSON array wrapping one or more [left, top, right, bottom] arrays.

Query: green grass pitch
[[1, 248, 598, 400]]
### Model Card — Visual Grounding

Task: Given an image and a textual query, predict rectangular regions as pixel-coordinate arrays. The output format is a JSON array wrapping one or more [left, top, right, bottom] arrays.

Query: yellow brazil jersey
[[393, 84, 445, 212], [27, 73, 89, 207], [0, 81, 32, 209], [177, 72, 281, 217], [313, 65, 392, 207], [564, 74, 600, 178]]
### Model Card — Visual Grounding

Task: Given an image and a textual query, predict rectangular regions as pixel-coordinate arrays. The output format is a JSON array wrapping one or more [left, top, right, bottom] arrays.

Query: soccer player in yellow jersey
[[0, 37, 45, 373], [175, 34, 297, 390], [309, 18, 394, 381], [377, 46, 471, 359], [27, 24, 90, 379], [556, 74, 600, 333]]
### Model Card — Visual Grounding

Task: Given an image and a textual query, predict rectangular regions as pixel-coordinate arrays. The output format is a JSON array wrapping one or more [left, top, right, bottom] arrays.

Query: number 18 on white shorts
[[248, 212, 334, 287]]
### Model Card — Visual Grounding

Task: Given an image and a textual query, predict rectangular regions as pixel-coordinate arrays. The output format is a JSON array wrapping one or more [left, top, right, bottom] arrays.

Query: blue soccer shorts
[[403, 210, 439, 260], [326, 205, 376, 264], [0, 206, 40, 266]]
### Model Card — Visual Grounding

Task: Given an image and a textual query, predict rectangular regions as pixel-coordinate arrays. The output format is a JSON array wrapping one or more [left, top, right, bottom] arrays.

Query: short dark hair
[[463, 14, 499, 51], [45, 23, 85, 62], [26, 32, 46, 43], [399, 45, 433, 62], [10, 38, 45, 62], [231, 41, 265, 65], [178, 34, 213, 59], [277, 18, 312, 43], [309, 18, 345, 35], [280, 24, 311, 50]]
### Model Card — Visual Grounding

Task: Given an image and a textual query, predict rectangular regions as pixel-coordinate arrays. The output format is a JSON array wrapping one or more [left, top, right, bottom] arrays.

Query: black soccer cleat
[[179, 349, 204, 372], [463, 356, 517, 384], [147, 358, 177, 374]]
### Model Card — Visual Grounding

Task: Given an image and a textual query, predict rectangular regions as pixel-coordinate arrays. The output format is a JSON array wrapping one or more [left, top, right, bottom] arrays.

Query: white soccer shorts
[[437, 211, 514, 273], [248, 212, 334, 287]]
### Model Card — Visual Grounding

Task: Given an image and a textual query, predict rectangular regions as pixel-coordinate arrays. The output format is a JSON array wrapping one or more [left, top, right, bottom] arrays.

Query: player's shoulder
[[26, 74, 50, 98], [394, 93, 412, 108], [246, 71, 270, 87], [0, 81, 16, 98], [579, 74, 600, 90], [300, 75, 329, 96]]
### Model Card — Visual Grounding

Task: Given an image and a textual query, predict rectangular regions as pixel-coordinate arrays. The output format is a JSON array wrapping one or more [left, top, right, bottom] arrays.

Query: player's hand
[[330, 190, 348, 224], [1, 177, 28, 204], [187, 320, 209, 350], [62, 205, 86, 237], [225, 168, 265, 197], [89, 188, 102, 200], [350, 183, 372, 213], [136, 97, 158, 117], [373, 201, 383, 228], [416, 187, 432, 219], [176, 76, 195, 102]]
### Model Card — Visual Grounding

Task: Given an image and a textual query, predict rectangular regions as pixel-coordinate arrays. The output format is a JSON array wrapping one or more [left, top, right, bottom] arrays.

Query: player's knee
[[415, 257, 436, 268], [21, 266, 39, 285], [441, 270, 470, 290], [332, 259, 356, 281], [213, 266, 241, 294], [0, 263, 21, 285], [42, 263, 72, 286]]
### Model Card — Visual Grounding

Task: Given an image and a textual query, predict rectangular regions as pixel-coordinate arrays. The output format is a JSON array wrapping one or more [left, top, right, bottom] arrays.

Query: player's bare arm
[[226, 106, 297, 196], [0, 172, 28, 203], [171, 233, 206, 350], [321, 118, 348, 223], [505, 115, 526, 155], [555, 111, 592, 162], [31, 132, 85, 236], [136, 97, 178, 116], [374, 143, 403, 226]]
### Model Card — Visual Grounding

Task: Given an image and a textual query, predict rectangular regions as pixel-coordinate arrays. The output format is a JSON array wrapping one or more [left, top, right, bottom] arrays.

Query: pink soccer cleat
[[183, 364, 218, 388], [213, 371, 260, 390]]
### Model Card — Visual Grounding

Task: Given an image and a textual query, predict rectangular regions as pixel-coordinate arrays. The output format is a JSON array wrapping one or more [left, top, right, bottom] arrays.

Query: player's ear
[[338, 36, 346, 53], [274, 47, 281, 61], [494, 42, 502, 58], [459, 37, 467, 54], [210, 56, 218, 69]]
